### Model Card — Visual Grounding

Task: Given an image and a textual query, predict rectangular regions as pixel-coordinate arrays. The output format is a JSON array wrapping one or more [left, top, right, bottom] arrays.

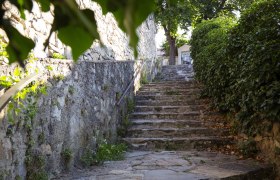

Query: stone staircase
[[123, 65, 232, 151], [119, 65, 274, 179], [57, 65, 274, 179]]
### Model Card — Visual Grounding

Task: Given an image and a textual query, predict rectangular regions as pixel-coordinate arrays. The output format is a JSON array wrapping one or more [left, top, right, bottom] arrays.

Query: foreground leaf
[[95, 0, 155, 57], [5, 23, 35, 67], [58, 26, 94, 60]]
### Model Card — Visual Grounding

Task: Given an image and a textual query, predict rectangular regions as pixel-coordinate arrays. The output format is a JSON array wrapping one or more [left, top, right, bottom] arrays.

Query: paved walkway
[[56, 150, 271, 180]]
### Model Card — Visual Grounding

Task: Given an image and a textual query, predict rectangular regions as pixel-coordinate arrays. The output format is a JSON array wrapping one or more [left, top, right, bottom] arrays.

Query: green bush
[[226, 0, 280, 122], [81, 141, 127, 166], [95, 141, 127, 163], [190, 16, 236, 110], [190, 0, 280, 131]]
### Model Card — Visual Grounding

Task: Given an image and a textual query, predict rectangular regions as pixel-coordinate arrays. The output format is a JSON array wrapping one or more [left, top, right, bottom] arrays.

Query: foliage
[[61, 148, 73, 165], [190, 0, 256, 26], [52, 53, 66, 59], [94, 140, 127, 164], [190, 0, 235, 25], [155, 0, 192, 33], [0, 36, 8, 61], [25, 154, 48, 180], [140, 71, 148, 85], [0, 41, 49, 179], [226, 0, 280, 122], [190, 16, 236, 110], [117, 112, 132, 138], [238, 138, 259, 158], [160, 35, 189, 56], [80, 148, 95, 167], [0, 65, 47, 128], [0, 0, 155, 67], [81, 141, 127, 166], [155, 0, 193, 64], [127, 98, 135, 114], [190, 0, 280, 132]]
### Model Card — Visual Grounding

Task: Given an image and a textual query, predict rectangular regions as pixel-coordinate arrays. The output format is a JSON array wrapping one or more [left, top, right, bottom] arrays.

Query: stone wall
[[1, 0, 157, 61], [0, 58, 162, 179]]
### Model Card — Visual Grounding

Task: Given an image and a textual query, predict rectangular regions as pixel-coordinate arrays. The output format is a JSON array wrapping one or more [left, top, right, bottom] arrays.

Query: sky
[[155, 26, 192, 49]]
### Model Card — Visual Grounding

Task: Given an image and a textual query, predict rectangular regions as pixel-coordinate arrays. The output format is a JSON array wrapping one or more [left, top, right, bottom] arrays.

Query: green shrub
[[81, 141, 127, 166], [95, 141, 127, 163], [61, 148, 73, 164], [226, 0, 280, 122], [238, 138, 259, 158], [140, 72, 148, 85], [190, 16, 236, 110], [80, 148, 95, 167], [190, 0, 280, 133]]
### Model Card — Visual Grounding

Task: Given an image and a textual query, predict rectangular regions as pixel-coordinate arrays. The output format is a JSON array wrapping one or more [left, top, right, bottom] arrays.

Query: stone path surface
[[55, 65, 273, 180], [56, 151, 271, 180]]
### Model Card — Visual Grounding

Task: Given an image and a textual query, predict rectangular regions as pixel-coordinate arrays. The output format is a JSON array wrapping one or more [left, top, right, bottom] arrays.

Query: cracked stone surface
[[54, 150, 271, 180]]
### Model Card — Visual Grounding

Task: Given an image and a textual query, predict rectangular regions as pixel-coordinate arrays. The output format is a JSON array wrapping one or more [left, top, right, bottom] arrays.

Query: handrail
[[0, 72, 42, 111], [116, 61, 145, 106]]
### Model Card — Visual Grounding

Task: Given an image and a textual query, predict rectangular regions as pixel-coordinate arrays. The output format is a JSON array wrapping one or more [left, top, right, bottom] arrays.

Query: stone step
[[147, 80, 196, 85], [123, 137, 233, 151], [139, 87, 201, 92], [135, 95, 198, 101], [139, 87, 202, 93], [136, 100, 204, 106], [134, 105, 205, 113], [137, 90, 201, 96], [130, 119, 206, 129], [143, 84, 199, 89], [127, 127, 228, 138], [143, 82, 200, 86], [130, 112, 200, 120]]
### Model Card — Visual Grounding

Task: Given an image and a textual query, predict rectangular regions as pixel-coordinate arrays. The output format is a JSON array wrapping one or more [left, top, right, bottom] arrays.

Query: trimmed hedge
[[190, 17, 236, 110], [190, 0, 280, 130]]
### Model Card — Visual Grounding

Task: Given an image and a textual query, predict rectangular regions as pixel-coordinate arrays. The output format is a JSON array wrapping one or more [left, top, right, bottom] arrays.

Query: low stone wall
[[0, 58, 161, 179]]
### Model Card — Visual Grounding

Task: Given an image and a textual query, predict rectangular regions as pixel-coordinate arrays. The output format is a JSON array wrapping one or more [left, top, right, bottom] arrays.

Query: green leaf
[[95, 0, 155, 58], [5, 24, 35, 67], [36, 0, 50, 12], [13, 67, 21, 77], [58, 25, 94, 61]]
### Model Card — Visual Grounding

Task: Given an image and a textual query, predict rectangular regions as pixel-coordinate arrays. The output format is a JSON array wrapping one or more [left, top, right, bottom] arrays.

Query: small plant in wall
[[61, 148, 73, 169], [53, 74, 65, 81], [0, 66, 48, 137], [140, 71, 148, 85], [117, 108, 132, 138], [80, 148, 95, 167], [25, 153, 48, 180], [52, 52, 66, 59], [0, 41, 50, 180], [94, 140, 127, 164], [81, 140, 127, 166]]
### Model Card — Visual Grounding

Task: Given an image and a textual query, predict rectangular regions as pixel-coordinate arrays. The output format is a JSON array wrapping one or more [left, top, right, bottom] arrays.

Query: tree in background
[[190, 0, 256, 25], [155, 0, 192, 65], [0, 0, 155, 67], [160, 35, 189, 56]]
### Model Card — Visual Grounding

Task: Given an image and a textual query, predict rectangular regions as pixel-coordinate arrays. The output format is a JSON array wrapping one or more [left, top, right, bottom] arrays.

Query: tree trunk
[[168, 35, 176, 65], [164, 26, 176, 65]]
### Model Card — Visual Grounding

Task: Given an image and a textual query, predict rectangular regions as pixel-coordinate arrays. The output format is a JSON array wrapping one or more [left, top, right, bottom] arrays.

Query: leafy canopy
[[189, 0, 256, 26], [0, 0, 155, 67], [155, 0, 192, 35]]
